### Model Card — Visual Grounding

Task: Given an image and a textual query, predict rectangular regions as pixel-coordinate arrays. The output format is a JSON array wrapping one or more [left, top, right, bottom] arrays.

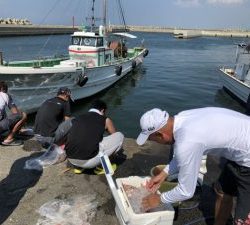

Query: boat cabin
[[68, 26, 114, 67], [234, 45, 250, 83]]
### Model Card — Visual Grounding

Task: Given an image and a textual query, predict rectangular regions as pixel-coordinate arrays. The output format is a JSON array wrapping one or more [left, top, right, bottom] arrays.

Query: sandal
[[94, 163, 117, 175], [2, 139, 23, 146], [73, 168, 84, 174]]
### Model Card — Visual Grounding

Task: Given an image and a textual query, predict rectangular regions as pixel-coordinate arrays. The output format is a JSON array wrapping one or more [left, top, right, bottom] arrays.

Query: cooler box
[[99, 153, 175, 225]]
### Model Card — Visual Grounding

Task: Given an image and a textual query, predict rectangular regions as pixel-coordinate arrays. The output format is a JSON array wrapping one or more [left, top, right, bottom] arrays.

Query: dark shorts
[[0, 113, 22, 134], [35, 118, 73, 146], [218, 160, 250, 222]]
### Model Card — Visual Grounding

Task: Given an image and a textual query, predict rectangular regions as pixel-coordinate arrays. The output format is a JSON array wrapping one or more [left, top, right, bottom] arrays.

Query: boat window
[[105, 54, 111, 63], [72, 37, 81, 45], [81, 37, 96, 47], [96, 38, 104, 47]]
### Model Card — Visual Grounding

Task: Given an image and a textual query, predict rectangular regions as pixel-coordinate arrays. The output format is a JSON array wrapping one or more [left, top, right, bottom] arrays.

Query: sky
[[0, 0, 250, 29]]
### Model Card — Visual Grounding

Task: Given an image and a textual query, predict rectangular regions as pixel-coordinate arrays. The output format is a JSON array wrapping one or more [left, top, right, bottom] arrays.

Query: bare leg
[[4, 112, 27, 142], [214, 184, 233, 225]]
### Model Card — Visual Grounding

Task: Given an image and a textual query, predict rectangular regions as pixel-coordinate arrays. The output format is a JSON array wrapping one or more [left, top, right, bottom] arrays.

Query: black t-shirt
[[34, 97, 71, 137], [65, 112, 106, 160]]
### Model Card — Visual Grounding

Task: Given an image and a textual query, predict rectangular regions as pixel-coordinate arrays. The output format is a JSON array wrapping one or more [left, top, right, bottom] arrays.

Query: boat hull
[[0, 49, 146, 113], [219, 68, 250, 104]]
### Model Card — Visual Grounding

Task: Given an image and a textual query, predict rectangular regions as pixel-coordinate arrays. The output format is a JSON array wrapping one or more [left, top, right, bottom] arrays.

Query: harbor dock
[[0, 137, 221, 225]]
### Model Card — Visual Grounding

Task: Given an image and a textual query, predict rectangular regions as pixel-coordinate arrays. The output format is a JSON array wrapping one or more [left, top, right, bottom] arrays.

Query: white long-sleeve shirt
[[161, 107, 250, 204]]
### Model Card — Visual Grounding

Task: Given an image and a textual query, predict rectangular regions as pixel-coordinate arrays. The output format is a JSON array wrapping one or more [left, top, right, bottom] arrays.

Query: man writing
[[136, 107, 250, 224]]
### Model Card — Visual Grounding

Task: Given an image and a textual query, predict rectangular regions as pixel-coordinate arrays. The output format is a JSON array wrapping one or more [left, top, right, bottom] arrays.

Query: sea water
[[0, 33, 247, 138]]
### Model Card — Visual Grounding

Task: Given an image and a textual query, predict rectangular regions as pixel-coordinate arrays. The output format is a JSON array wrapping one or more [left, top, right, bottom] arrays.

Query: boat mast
[[87, 0, 104, 33], [91, 0, 95, 32], [103, 0, 107, 34]]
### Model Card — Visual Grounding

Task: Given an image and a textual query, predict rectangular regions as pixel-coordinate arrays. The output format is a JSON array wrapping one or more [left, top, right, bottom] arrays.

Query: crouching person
[[34, 87, 72, 147], [0, 81, 27, 145], [54, 99, 124, 174]]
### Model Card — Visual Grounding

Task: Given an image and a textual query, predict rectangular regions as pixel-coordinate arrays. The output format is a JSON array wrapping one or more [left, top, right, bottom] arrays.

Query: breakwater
[[0, 24, 79, 37], [110, 25, 250, 38], [1, 24, 250, 38]]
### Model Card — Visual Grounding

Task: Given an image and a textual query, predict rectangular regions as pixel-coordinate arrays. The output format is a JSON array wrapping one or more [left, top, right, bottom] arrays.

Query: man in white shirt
[[136, 107, 250, 225], [0, 81, 27, 145]]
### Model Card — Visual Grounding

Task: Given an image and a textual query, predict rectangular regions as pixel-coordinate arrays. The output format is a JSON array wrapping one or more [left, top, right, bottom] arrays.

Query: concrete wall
[[0, 25, 79, 37], [202, 30, 250, 38], [1, 24, 250, 38], [109, 25, 173, 33], [110, 25, 250, 38]]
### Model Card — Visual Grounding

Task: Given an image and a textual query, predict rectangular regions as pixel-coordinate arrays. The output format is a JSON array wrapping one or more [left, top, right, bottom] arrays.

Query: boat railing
[[5, 55, 69, 67]]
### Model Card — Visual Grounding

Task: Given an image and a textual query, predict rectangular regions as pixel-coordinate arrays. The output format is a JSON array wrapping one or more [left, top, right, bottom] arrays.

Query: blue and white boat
[[0, 0, 148, 113], [219, 43, 250, 105]]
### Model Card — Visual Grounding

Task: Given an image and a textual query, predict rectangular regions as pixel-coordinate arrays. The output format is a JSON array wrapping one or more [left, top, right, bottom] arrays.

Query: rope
[[116, 0, 127, 31], [36, 0, 63, 58]]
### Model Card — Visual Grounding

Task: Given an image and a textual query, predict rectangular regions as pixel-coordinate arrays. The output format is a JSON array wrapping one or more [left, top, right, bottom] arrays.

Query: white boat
[[173, 29, 201, 39], [0, 0, 149, 113], [219, 43, 250, 105]]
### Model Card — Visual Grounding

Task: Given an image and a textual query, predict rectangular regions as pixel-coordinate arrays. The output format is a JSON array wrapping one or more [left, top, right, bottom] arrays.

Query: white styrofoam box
[[99, 153, 175, 225], [115, 176, 175, 225]]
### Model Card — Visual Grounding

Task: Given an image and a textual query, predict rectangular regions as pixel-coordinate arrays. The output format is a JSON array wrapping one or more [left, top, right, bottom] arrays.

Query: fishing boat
[[0, 0, 149, 113], [219, 43, 250, 106]]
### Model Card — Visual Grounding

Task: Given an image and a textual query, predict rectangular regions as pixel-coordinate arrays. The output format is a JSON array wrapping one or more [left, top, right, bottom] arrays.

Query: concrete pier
[[110, 25, 250, 38], [0, 136, 221, 225], [201, 29, 250, 38], [0, 24, 79, 37], [173, 29, 202, 39], [1, 24, 249, 38]]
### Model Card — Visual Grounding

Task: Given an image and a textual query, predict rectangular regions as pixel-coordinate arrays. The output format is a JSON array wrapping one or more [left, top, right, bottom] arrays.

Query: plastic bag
[[24, 144, 66, 171], [36, 195, 98, 225], [123, 183, 171, 214], [123, 183, 151, 213]]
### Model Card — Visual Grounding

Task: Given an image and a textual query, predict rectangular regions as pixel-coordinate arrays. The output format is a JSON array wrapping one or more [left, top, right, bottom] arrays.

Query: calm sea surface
[[0, 32, 248, 138]]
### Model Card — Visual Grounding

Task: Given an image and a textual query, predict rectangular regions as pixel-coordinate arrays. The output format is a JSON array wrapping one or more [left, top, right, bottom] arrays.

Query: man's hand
[[142, 193, 161, 212], [146, 170, 168, 193]]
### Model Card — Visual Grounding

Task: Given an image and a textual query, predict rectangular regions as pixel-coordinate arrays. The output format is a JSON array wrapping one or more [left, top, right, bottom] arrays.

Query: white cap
[[136, 108, 169, 145]]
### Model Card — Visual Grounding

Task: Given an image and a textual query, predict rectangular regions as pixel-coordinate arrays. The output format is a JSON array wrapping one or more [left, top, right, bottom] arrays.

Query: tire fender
[[115, 65, 122, 76], [76, 74, 88, 87], [143, 49, 149, 57], [131, 60, 136, 69]]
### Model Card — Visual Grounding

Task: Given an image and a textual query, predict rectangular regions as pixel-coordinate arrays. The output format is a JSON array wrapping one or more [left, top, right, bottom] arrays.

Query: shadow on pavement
[[0, 154, 43, 224]]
